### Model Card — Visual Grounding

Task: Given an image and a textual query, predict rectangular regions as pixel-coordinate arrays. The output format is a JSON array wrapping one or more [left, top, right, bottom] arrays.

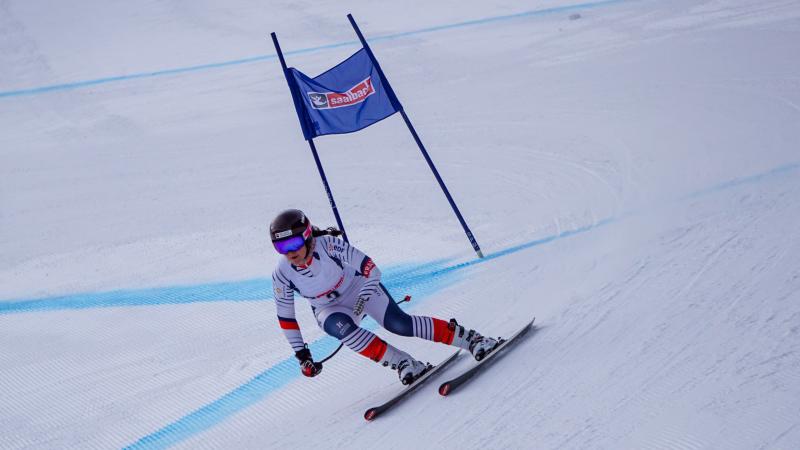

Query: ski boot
[[468, 334, 500, 361], [377, 342, 430, 385], [448, 319, 501, 361], [397, 358, 429, 385]]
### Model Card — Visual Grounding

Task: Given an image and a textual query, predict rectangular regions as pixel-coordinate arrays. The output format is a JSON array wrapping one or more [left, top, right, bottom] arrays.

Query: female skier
[[270, 209, 499, 385]]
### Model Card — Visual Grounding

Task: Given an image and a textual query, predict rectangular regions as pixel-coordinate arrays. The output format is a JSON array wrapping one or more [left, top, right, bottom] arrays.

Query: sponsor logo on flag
[[307, 77, 375, 110]]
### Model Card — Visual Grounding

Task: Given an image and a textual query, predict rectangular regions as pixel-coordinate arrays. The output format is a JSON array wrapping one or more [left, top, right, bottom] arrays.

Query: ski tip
[[439, 383, 451, 397], [364, 409, 378, 421]]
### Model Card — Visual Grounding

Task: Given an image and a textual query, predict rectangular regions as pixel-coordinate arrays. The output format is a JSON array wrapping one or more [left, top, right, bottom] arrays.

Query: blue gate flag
[[287, 48, 401, 140]]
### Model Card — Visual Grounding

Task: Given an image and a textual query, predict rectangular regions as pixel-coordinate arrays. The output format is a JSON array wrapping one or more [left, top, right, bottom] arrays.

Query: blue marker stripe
[[2, 161, 798, 316], [680, 162, 800, 201], [0, 279, 270, 314], [365, 0, 634, 42], [0, 0, 636, 99], [123, 339, 346, 450], [0, 261, 458, 315]]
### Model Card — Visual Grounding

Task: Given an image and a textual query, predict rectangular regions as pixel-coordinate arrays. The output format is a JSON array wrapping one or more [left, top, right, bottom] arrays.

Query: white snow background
[[1, 0, 799, 448]]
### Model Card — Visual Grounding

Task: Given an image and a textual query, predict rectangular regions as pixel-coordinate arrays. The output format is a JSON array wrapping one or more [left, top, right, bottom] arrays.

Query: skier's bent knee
[[322, 312, 357, 340]]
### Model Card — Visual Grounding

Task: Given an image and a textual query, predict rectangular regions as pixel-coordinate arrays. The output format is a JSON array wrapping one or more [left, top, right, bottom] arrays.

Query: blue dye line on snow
[[0, 0, 636, 99], [123, 335, 343, 450], [2, 161, 798, 316], [0, 279, 269, 314], [680, 162, 800, 201], [0, 260, 454, 315]]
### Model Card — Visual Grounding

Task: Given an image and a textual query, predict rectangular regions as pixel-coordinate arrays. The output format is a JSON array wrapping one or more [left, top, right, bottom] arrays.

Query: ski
[[438, 317, 536, 396], [364, 350, 461, 421]]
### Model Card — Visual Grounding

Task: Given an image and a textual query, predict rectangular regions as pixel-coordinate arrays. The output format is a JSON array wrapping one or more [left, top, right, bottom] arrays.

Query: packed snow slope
[[2, 0, 799, 448]]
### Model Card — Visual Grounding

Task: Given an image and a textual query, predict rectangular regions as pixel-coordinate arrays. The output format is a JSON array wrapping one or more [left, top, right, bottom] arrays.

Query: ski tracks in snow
[[478, 173, 800, 449]]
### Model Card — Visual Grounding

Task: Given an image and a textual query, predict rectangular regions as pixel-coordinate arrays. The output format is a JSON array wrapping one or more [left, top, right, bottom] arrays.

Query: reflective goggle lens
[[273, 236, 306, 254]]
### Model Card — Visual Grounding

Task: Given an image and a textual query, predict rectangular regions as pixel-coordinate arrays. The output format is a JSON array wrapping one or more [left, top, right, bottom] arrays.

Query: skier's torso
[[274, 235, 363, 309]]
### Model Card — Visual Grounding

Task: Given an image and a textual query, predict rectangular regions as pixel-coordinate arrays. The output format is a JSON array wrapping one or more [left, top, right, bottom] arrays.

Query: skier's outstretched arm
[[272, 269, 322, 377]]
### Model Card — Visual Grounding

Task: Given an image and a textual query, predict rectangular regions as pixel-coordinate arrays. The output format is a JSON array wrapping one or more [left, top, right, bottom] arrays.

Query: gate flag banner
[[270, 14, 484, 259], [287, 48, 401, 140]]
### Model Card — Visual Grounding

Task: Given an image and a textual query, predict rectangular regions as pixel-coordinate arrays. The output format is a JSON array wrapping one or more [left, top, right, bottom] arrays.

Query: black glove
[[325, 227, 343, 237], [310, 226, 343, 237], [295, 345, 323, 377]]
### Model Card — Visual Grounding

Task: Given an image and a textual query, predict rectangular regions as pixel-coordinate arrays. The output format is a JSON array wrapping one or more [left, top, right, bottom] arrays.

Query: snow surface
[[2, 0, 799, 448]]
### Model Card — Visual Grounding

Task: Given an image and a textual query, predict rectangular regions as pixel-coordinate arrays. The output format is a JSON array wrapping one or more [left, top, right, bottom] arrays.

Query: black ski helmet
[[270, 209, 313, 253]]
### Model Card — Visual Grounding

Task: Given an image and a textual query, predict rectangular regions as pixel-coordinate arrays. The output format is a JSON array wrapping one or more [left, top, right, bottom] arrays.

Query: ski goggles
[[272, 223, 312, 254], [273, 235, 306, 254]]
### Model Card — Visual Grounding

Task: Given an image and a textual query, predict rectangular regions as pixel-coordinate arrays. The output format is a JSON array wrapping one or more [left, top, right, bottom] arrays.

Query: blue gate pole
[[346, 14, 484, 258], [306, 139, 351, 243], [271, 32, 349, 243]]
